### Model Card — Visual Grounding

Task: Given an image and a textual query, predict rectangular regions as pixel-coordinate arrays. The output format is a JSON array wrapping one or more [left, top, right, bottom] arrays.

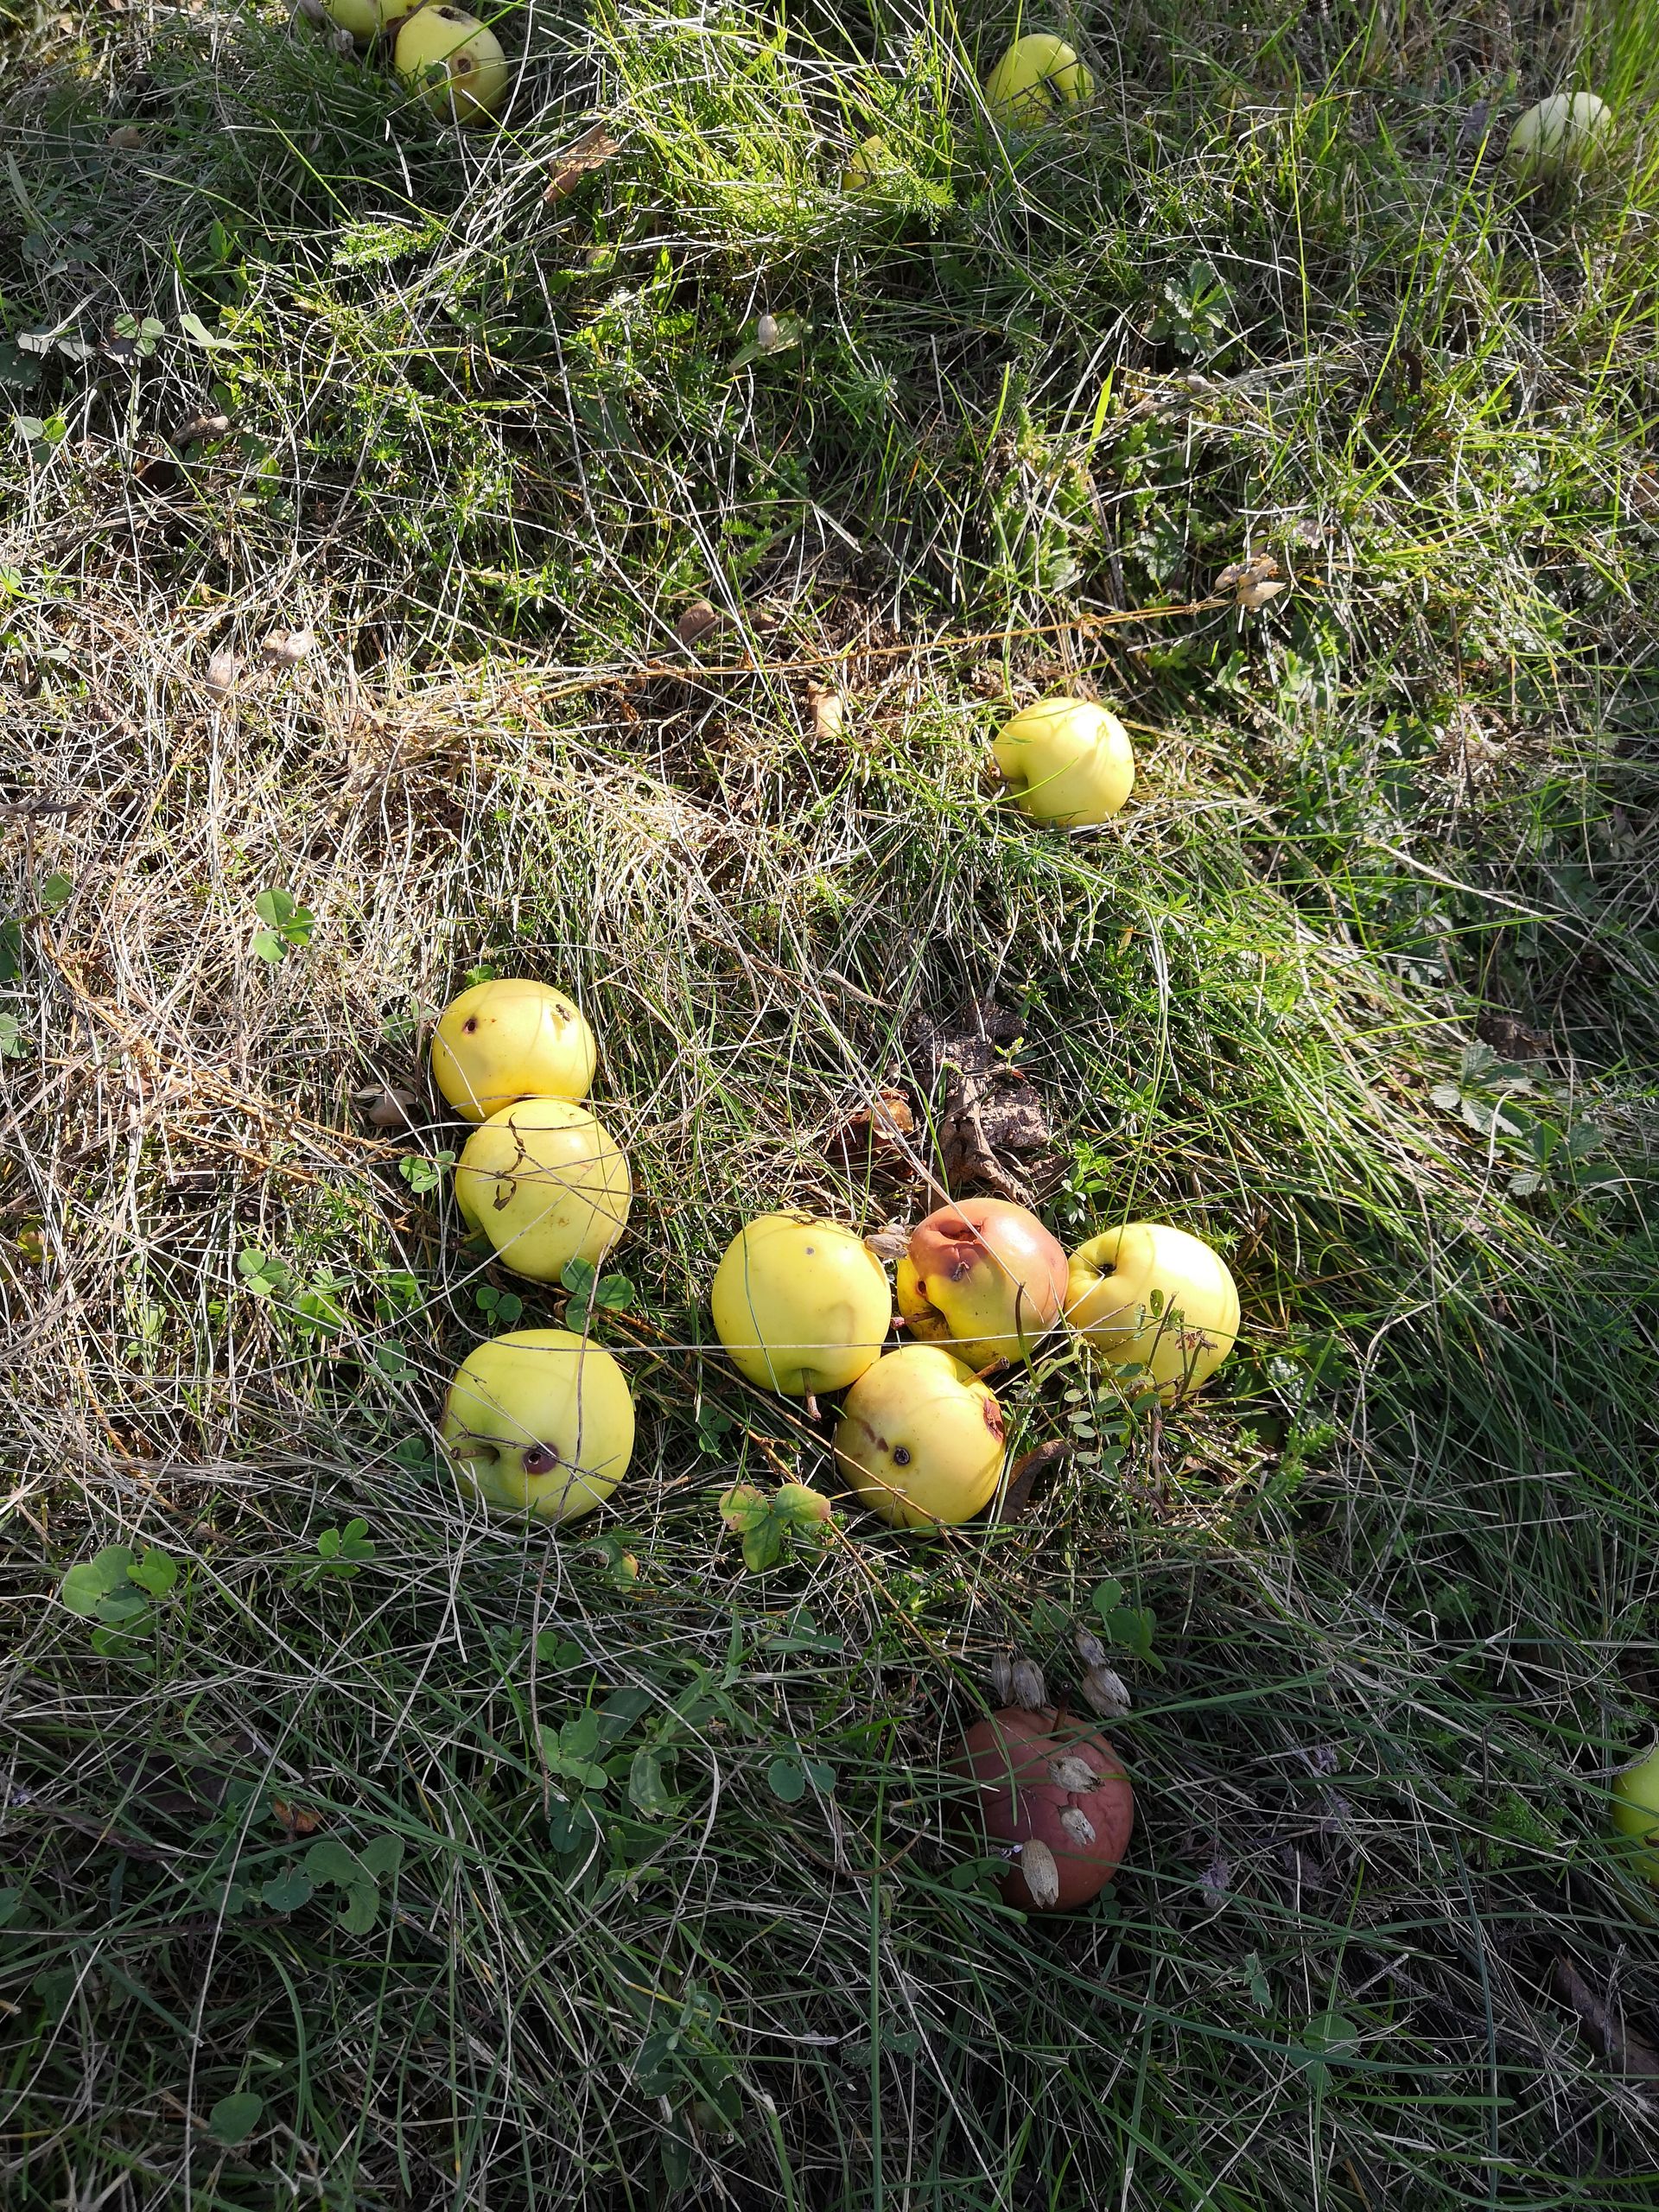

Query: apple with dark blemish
[[831, 1344, 1006, 1526], [954, 1705, 1133, 1911], [896, 1198, 1068, 1370]]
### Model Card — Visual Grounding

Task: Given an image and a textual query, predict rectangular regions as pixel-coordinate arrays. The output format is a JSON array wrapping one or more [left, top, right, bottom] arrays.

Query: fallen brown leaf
[[1553, 1954, 1659, 2084], [676, 600, 721, 649], [996, 1438, 1070, 1519], [805, 683, 845, 743], [543, 124, 620, 205]]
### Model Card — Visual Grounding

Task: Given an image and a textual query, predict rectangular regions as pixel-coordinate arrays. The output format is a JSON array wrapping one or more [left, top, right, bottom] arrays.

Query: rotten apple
[[896, 1197, 1068, 1370], [954, 1704, 1133, 1911]]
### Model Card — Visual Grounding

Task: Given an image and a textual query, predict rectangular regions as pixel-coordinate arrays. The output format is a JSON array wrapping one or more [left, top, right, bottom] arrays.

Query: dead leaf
[[543, 124, 619, 205], [355, 1085, 418, 1131], [908, 998, 1060, 1203], [806, 683, 845, 743], [107, 125, 144, 149], [1553, 1954, 1659, 2084], [826, 1086, 919, 1180], [676, 600, 721, 649], [1236, 576, 1287, 610], [176, 413, 231, 444], [271, 1797, 321, 1836], [1016, 1836, 1061, 1908], [861, 1224, 911, 1263], [997, 1438, 1069, 1519]]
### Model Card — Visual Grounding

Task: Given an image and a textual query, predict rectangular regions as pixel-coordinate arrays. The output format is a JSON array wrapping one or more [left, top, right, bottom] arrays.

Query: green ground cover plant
[[2, 0, 1657, 2202]]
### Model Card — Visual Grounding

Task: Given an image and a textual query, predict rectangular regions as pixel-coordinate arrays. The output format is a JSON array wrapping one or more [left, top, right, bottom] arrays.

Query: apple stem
[[804, 1393, 822, 1422]]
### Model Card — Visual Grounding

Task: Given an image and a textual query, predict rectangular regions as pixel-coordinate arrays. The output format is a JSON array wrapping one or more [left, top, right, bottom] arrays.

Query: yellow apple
[[982, 35, 1094, 130], [456, 1098, 630, 1282], [1065, 1223, 1239, 1400], [833, 1344, 1007, 1527], [896, 1198, 1069, 1370], [441, 1328, 633, 1522], [394, 4, 510, 124], [319, 0, 416, 42], [711, 1213, 893, 1402], [843, 135, 892, 189], [431, 978, 595, 1122], [1509, 91, 1611, 178], [993, 697, 1135, 826], [1612, 1745, 1659, 1882]]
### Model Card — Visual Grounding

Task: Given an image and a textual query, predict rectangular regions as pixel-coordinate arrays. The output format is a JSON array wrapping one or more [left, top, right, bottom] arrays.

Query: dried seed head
[[988, 1653, 1014, 1705], [1058, 1804, 1097, 1847], [1016, 1836, 1061, 1909], [205, 650, 241, 696], [1077, 1664, 1132, 1719], [178, 413, 232, 442], [1074, 1629, 1109, 1669], [1008, 1657, 1047, 1711], [862, 1224, 910, 1263], [107, 125, 144, 149], [1198, 1854, 1230, 1908], [756, 313, 781, 353], [1048, 1754, 1096, 1794], [263, 628, 315, 667]]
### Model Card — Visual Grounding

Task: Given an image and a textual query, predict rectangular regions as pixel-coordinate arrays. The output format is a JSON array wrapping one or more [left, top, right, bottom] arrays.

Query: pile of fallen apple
[[424, 696, 1235, 1911]]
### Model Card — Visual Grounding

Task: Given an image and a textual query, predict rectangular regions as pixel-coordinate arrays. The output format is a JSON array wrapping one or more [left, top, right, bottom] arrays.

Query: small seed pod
[[1007, 1656, 1047, 1711]]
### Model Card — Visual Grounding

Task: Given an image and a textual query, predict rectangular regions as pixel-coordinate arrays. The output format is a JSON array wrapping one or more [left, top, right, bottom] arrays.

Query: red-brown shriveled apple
[[953, 1705, 1133, 1912]]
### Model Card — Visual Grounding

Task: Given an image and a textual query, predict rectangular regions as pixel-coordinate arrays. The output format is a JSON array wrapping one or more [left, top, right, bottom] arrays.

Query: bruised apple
[[832, 1344, 1006, 1527], [710, 1213, 892, 1402], [395, 4, 509, 124], [982, 35, 1093, 130], [431, 978, 595, 1122], [954, 1705, 1133, 1910], [440, 1328, 634, 1522], [455, 1098, 630, 1282], [897, 1198, 1068, 1370], [1065, 1222, 1238, 1400], [992, 697, 1135, 826]]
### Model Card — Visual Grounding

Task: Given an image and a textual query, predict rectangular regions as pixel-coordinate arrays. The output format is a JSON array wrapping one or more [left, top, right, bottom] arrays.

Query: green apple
[[395, 5, 510, 125], [1509, 91, 1611, 178], [982, 34, 1093, 130], [833, 1344, 1007, 1527], [1065, 1222, 1238, 1400], [1612, 1744, 1659, 1881], [896, 1198, 1069, 1370], [441, 1328, 634, 1522], [319, 0, 416, 43], [711, 1212, 893, 1402], [993, 696, 1135, 826], [431, 977, 595, 1122], [456, 1097, 631, 1282]]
